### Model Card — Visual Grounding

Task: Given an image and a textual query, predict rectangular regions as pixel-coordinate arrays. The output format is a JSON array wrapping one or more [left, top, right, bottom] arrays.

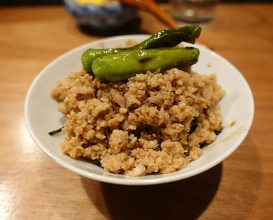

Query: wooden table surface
[[1, 2, 273, 220]]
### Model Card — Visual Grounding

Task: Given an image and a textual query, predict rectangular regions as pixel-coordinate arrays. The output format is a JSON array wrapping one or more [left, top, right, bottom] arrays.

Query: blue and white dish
[[63, 0, 138, 30]]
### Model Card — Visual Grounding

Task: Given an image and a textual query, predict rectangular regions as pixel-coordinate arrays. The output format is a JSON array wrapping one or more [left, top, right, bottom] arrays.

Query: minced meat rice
[[51, 68, 225, 176]]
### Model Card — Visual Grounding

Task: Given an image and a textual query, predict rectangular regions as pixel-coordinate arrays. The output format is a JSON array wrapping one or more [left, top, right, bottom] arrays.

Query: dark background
[[0, 0, 272, 7]]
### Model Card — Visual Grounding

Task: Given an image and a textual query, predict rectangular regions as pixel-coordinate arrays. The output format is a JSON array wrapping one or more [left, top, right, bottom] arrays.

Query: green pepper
[[92, 47, 200, 81], [132, 25, 201, 50], [81, 25, 201, 73], [82, 48, 124, 73]]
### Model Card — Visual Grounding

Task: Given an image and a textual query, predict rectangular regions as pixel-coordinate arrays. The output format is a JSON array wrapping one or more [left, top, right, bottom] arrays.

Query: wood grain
[[0, 3, 273, 219]]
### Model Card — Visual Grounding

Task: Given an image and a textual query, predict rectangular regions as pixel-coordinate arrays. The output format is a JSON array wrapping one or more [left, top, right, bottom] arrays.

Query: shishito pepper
[[131, 25, 201, 49], [92, 47, 200, 81], [81, 25, 201, 73], [82, 48, 123, 73]]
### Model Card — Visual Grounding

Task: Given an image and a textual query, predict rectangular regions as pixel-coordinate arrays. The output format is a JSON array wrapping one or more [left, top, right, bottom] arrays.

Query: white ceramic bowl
[[24, 35, 254, 185], [63, 0, 138, 30]]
